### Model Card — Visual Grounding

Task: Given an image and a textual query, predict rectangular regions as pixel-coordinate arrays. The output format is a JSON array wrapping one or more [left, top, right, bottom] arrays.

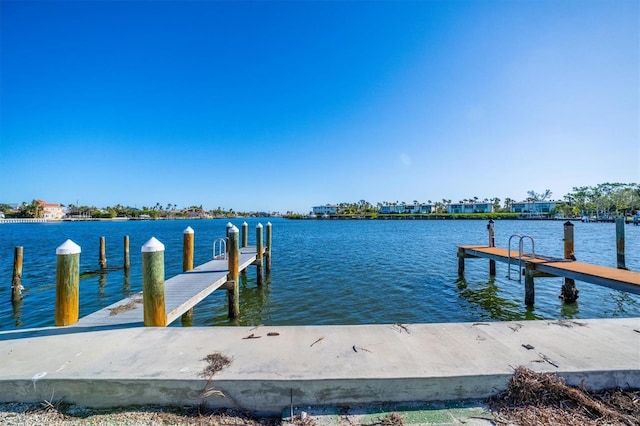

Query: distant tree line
[[1, 182, 637, 219], [320, 183, 640, 218]]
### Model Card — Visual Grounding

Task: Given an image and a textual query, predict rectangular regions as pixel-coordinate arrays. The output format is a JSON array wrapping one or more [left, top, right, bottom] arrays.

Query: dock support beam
[[265, 221, 272, 275], [457, 248, 465, 276], [561, 221, 579, 303], [11, 246, 24, 302], [256, 223, 264, 286], [123, 236, 130, 272], [99, 236, 107, 269], [182, 227, 195, 325], [616, 216, 626, 270], [487, 219, 496, 276], [55, 240, 81, 326], [524, 263, 535, 306], [142, 237, 167, 326], [228, 226, 240, 319]]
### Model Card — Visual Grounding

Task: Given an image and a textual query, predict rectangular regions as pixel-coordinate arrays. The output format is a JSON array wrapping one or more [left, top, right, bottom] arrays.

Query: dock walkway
[[75, 246, 261, 328], [458, 245, 640, 295]]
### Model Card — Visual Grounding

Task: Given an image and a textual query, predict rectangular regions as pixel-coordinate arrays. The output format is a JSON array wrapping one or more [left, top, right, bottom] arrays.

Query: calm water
[[1, 218, 639, 330]]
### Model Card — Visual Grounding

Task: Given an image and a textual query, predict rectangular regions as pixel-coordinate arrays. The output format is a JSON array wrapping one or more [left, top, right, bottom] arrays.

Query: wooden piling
[[182, 226, 195, 324], [242, 222, 248, 248], [183, 226, 194, 272], [227, 226, 240, 319], [55, 240, 81, 326], [256, 223, 264, 286], [123, 235, 130, 272], [142, 237, 167, 326], [616, 216, 626, 269], [457, 247, 465, 275], [226, 222, 233, 253], [524, 263, 535, 306], [561, 221, 579, 303], [265, 221, 272, 275], [99, 236, 107, 269], [487, 219, 496, 276], [11, 246, 24, 301]]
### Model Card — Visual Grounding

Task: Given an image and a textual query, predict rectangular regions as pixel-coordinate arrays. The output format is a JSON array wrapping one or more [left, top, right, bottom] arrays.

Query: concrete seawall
[[1, 318, 638, 415]]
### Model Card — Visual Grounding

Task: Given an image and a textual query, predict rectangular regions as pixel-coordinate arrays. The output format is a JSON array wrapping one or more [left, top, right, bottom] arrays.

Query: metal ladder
[[213, 238, 227, 260], [507, 234, 535, 282]]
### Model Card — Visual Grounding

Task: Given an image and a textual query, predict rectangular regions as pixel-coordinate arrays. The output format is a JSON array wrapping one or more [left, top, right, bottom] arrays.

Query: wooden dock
[[74, 246, 262, 328], [457, 245, 640, 295]]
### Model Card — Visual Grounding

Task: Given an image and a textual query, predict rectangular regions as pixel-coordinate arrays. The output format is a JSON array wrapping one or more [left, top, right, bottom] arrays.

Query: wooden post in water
[[183, 226, 194, 272], [227, 226, 240, 319], [524, 262, 535, 306], [123, 236, 130, 272], [11, 246, 24, 301], [182, 227, 195, 325], [256, 223, 264, 286], [226, 222, 233, 253], [241, 222, 248, 248], [487, 219, 496, 276], [616, 216, 626, 269], [142, 237, 167, 326], [560, 221, 579, 303], [99, 236, 107, 269], [55, 240, 81, 326], [265, 221, 272, 275], [457, 247, 465, 275]]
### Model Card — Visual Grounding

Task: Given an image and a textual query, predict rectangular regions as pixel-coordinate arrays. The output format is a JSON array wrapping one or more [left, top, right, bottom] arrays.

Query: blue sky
[[1, 0, 638, 213]]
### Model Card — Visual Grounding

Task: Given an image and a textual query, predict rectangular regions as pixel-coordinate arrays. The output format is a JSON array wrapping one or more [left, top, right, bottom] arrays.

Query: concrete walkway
[[0, 318, 638, 415]]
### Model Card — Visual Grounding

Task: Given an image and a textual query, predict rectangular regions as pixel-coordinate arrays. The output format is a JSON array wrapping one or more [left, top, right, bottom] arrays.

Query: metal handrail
[[507, 234, 535, 282], [213, 238, 227, 260]]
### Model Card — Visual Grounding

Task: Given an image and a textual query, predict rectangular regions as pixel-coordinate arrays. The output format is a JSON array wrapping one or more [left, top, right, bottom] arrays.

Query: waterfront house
[[38, 200, 66, 220], [312, 205, 338, 216], [447, 202, 494, 214], [511, 200, 560, 216]]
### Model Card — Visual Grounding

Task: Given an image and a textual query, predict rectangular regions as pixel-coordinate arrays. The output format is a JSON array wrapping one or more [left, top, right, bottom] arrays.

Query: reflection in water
[[122, 270, 131, 295], [560, 300, 580, 319], [11, 299, 22, 327], [98, 272, 107, 301], [608, 292, 640, 317], [455, 276, 543, 321]]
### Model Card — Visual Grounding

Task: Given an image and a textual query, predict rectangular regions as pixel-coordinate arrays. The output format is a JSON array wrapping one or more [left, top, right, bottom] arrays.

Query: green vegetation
[[313, 183, 639, 219]]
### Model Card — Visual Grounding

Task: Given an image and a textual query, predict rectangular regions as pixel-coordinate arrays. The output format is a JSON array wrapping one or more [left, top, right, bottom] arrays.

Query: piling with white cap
[[182, 227, 195, 325], [142, 237, 166, 326], [256, 223, 264, 286], [55, 239, 81, 326], [226, 222, 233, 253], [227, 226, 240, 319], [241, 222, 248, 248], [265, 222, 272, 275], [183, 226, 195, 272]]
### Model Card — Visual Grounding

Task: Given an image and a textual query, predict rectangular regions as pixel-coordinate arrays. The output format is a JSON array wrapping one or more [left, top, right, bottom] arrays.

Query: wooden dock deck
[[74, 246, 261, 328], [458, 245, 640, 295]]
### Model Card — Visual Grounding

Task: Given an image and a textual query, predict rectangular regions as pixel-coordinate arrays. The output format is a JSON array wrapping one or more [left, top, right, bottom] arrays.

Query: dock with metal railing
[[457, 219, 640, 306], [457, 245, 640, 294]]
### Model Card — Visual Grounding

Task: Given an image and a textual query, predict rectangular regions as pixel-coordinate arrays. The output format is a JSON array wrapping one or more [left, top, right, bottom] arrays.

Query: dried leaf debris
[[490, 366, 640, 426]]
